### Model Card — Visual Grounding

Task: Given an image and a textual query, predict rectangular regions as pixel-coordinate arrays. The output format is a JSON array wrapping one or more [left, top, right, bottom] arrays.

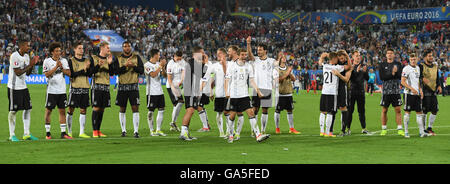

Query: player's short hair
[[409, 52, 418, 58], [237, 48, 247, 55], [18, 39, 29, 47], [122, 41, 131, 46], [150, 49, 160, 58], [257, 43, 268, 51], [337, 50, 347, 56], [217, 48, 227, 54], [49, 42, 62, 53], [193, 46, 203, 53], [423, 49, 433, 57], [99, 42, 109, 48], [73, 41, 83, 49], [352, 50, 360, 55], [328, 52, 339, 59], [228, 45, 239, 52], [175, 50, 183, 57], [386, 48, 395, 53]]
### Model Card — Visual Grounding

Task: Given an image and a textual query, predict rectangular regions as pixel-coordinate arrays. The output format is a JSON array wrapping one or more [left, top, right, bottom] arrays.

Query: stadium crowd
[[0, 0, 449, 80]]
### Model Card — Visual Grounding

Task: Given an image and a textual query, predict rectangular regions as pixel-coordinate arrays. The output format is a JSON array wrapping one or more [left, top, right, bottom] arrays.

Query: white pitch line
[[2, 126, 450, 143]]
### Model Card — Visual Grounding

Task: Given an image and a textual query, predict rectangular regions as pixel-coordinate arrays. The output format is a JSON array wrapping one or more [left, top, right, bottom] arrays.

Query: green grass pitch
[[1, 84, 449, 164]]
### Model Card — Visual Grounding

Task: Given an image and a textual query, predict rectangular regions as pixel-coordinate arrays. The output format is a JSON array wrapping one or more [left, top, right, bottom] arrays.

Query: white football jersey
[[201, 61, 213, 95], [43, 57, 70, 94], [402, 65, 421, 95], [144, 61, 164, 95], [250, 56, 276, 90], [226, 61, 254, 98], [166, 59, 185, 89], [225, 61, 234, 95], [321, 64, 345, 95], [7, 51, 30, 90], [203, 61, 227, 98]]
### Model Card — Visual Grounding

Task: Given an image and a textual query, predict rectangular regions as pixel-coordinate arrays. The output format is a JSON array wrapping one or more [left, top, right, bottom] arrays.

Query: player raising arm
[[224, 48, 270, 143], [318, 52, 345, 137]]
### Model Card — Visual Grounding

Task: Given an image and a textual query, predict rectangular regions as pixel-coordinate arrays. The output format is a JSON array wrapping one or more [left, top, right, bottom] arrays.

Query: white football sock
[[428, 114, 436, 129], [45, 124, 51, 133], [249, 117, 261, 136], [216, 112, 224, 134], [172, 102, 183, 123], [180, 125, 189, 136], [382, 125, 387, 130], [397, 125, 402, 130], [79, 114, 86, 135], [261, 113, 268, 132], [66, 113, 73, 134], [417, 114, 425, 134], [8, 111, 17, 137], [199, 110, 209, 129], [60, 124, 67, 133], [319, 113, 325, 133], [274, 112, 280, 129], [23, 110, 31, 136], [422, 114, 427, 131], [236, 115, 244, 135], [403, 113, 410, 134], [147, 111, 154, 132], [287, 112, 294, 129], [133, 112, 140, 133], [119, 112, 126, 133], [227, 117, 234, 136], [325, 114, 333, 134], [238, 115, 244, 132], [225, 114, 230, 135], [156, 110, 164, 131]]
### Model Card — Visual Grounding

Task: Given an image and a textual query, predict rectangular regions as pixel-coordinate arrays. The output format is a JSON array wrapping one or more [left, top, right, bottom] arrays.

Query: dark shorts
[[116, 90, 140, 107], [214, 97, 227, 112], [68, 92, 90, 109], [8, 88, 32, 111], [251, 89, 273, 108], [320, 94, 337, 113], [46, 93, 67, 109], [380, 94, 402, 107], [230, 97, 253, 113], [225, 98, 232, 111], [185, 96, 200, 109], [422, 95, 439, 113], [147, 95, 165, 111], [337, 89, 348, 108], [199, 94, 210, 107], [91, 90, 111, 108], [276, 96, 294, 111], [167, 88, 184, 105], [403, 94, 422, 112]]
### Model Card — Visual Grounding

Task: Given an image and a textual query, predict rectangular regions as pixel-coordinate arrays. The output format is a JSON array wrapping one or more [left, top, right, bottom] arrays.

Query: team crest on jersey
[[14, 61, 19, 66]]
